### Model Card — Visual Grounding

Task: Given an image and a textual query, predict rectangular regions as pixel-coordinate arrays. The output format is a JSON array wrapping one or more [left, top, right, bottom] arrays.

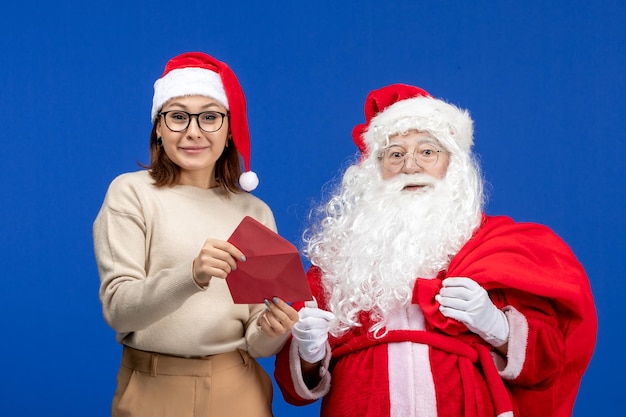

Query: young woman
[[93, 52, 299, 417]]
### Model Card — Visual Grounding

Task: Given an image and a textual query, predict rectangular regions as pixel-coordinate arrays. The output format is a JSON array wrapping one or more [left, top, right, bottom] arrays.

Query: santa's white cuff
[[289, 338, 332, 400], [492, 306, 528, 380]]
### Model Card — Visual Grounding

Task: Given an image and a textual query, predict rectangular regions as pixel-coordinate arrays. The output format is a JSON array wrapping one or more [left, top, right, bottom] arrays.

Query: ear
[[155, 118, 163, 138]]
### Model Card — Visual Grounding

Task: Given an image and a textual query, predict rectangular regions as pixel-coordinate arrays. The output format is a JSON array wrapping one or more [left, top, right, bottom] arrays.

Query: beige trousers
[[112, 346, 274, 417]]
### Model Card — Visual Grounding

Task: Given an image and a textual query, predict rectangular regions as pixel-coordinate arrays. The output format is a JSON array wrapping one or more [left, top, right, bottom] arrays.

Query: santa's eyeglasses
[[379, 143, 443, 173]]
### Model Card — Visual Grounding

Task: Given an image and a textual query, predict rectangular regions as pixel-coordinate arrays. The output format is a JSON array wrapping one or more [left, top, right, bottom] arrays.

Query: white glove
[[291, 299, 336, 363], [436, 277, 509, 347]]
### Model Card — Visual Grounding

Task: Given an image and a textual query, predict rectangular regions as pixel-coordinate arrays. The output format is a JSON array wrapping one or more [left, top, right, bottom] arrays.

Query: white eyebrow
[[387, 138, 439, 148]]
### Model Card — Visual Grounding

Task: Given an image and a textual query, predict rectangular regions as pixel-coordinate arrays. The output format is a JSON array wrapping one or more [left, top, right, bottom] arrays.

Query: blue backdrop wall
[[1, 1, 623, 415]]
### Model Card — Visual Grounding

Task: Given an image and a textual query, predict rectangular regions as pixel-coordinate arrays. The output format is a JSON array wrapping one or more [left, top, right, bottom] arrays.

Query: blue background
[[1, 1, 623, 415]]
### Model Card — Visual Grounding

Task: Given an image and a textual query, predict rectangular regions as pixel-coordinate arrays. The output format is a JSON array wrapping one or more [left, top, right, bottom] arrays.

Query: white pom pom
[[239, 171, 259, 191]]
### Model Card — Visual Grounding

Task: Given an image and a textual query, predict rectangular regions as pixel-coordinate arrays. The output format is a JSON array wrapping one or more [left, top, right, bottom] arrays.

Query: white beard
[[305, 156, 483, 336]]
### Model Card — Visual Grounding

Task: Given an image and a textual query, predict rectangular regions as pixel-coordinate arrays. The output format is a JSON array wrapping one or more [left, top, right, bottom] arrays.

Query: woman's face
[[156, 95, 229, 188]]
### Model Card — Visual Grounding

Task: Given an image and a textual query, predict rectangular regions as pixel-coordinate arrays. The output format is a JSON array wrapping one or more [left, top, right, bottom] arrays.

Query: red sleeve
[[493, 288, 565, 387]]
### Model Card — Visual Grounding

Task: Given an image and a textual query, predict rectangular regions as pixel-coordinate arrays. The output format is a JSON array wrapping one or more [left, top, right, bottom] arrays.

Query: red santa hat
[[152, 52, 258, 191], [352, 83, 474, 160]]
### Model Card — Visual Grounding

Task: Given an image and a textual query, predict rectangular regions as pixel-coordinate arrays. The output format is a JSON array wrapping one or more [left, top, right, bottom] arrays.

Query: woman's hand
[[192, 238, 246, 287], [257, 297, 300, 338]]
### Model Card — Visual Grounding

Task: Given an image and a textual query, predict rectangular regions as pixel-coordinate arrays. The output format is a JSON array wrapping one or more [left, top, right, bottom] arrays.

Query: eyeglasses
[[159, 110, 228, 133], [379, 143, 443, 173]]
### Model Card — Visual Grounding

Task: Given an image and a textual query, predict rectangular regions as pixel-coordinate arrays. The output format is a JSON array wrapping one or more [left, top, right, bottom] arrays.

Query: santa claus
[[274, 84, 597, 417]]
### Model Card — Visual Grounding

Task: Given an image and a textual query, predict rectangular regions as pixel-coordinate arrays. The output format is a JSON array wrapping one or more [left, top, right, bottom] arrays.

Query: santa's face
[[379, 131, 449, 184]]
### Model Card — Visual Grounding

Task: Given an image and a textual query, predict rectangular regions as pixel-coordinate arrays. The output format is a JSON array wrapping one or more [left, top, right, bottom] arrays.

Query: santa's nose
[[401, 155, 423, 174]]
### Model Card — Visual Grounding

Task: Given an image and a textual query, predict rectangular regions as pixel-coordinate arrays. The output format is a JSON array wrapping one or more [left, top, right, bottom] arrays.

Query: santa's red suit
[[274, 215, 597, 417]]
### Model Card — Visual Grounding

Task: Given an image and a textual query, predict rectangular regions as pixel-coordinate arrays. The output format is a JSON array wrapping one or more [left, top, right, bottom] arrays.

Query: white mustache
[[382, 174, 438, 192]]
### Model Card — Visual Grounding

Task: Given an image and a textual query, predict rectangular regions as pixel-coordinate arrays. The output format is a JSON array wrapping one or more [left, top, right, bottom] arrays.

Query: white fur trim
[[363, 96, 473, 155], [151, 67, 228, 121], [289, 338, 332, 400], [239, 171, 259, 192], [495, 306, 528, 380], [387, 307, 438, 417]]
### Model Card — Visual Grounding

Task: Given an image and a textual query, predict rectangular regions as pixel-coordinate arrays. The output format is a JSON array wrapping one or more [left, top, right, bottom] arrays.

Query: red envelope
[[226, 216, 313, 304]]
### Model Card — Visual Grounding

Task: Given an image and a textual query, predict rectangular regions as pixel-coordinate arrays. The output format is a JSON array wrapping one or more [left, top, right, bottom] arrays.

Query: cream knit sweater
[[93, 170, 289, 358]]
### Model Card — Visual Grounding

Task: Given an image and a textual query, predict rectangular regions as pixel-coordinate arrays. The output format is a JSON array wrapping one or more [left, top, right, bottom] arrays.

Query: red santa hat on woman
[[152, 52, 259, 191], [352, 83, 474, 161]]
